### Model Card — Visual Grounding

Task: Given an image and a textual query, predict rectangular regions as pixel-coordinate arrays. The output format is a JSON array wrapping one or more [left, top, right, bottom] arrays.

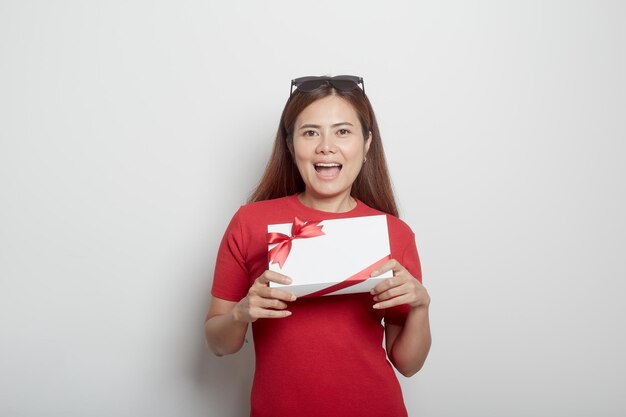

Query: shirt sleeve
[[384, 231, 422, 325], [210, 209, 251, 302]]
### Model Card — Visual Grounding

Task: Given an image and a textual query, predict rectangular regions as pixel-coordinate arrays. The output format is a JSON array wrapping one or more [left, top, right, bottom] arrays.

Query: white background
[[1, 1, 625, 416]]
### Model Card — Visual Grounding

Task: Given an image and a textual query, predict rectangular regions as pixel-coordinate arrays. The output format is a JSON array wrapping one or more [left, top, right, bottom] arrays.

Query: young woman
[[205, 75, 431, 417]]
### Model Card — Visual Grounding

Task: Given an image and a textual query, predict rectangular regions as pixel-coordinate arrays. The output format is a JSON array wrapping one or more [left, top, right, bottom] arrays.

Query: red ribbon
[[267, 217, 325, 268], [303, 255, 391, 298]]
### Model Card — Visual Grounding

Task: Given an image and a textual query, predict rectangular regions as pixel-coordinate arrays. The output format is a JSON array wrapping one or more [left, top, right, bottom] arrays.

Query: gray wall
[[1, 1, 624, 416]]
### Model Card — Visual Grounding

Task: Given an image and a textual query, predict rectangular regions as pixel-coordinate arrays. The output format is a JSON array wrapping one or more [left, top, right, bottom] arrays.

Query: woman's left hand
[[370, 259, 430, 310]]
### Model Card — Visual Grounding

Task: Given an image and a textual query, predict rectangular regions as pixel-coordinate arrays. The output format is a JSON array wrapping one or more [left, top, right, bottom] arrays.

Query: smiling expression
[[292, 95, 371, 205]]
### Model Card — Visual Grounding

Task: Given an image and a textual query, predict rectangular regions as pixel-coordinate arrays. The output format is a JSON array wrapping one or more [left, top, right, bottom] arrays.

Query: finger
[[370, 265, 417, 295], [253, 297, 289, 310], [370, 272, 410, 296], [257, 286, 297, 302], [373, 293, 412, 310], [251, 307, 292, 319], [256, 270, 293, 286], [370, 276, 394, 296], [370, 260, 395, 278], [369, 259, 405, 278], [373, 282, 405, 302]]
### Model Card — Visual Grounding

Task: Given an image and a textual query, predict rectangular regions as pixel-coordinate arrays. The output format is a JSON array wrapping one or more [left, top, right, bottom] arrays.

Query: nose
[[315, 132, 336, 154]]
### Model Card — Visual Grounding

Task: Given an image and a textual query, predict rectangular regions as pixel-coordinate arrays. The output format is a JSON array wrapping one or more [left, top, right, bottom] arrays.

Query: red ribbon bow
[[267, 217, 325, 268]]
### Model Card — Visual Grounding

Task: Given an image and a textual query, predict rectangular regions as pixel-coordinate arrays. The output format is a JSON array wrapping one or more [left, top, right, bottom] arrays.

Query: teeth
[[314, 163, 341, 167]]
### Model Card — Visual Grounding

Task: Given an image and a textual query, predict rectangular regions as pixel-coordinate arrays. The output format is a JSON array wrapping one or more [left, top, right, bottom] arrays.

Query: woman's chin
[[302, 186, 350, 201]]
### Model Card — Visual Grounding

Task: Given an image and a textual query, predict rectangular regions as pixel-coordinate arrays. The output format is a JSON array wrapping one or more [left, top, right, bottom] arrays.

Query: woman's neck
[[297, 191, 356, 213]]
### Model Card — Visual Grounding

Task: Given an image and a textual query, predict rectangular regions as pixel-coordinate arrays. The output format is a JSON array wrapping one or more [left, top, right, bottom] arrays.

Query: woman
[[205, 75, 431, 417]]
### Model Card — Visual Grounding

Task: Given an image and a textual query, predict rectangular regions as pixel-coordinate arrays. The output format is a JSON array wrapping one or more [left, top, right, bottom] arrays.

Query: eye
[[302, 130, 318, 137], [337, 128, 351, 136]]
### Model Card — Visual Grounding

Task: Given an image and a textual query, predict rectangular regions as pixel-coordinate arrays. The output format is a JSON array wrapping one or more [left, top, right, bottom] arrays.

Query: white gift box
[[267, 215, 393, 297]]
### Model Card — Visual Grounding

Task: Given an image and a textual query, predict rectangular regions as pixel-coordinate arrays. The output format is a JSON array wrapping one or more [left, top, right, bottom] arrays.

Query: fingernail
[[370, 289, 375, 295], [372, 304, 380, 309], [371, 270, 378, 277], [285, 311, 292, 316], [290, 295, 297, 301]]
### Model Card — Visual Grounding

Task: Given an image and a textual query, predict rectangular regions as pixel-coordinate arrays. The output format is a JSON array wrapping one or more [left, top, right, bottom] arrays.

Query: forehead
[[295, 95, 361, 127]]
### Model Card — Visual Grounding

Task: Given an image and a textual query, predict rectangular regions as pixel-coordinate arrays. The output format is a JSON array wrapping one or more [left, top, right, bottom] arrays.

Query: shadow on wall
[[193, 338, 255, 417], [191, 277, 255, 416]]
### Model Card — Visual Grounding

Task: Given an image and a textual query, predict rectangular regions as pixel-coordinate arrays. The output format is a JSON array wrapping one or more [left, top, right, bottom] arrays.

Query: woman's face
[[292, 95, 371, 204]]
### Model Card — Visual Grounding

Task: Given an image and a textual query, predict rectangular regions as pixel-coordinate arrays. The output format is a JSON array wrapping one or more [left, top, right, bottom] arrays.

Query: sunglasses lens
[[330, 80, 360, 91], [296, 80, 326, 92]]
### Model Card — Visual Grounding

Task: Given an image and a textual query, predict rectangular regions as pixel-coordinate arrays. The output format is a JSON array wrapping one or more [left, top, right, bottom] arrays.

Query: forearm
[[389, 305, 431, 377], [204, 306, 248, 357]]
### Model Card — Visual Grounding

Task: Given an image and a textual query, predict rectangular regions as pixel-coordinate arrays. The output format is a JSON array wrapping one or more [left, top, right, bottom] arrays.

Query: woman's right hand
[[233, 270, 297, 323]]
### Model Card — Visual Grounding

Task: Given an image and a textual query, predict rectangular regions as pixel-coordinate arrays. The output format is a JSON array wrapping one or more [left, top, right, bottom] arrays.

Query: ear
[[286, 136, 295, 158], [364, 131, 372, 156]]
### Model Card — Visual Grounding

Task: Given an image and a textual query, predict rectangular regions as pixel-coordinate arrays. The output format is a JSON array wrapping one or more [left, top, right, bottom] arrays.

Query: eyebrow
[[298, 122, 355, 130]]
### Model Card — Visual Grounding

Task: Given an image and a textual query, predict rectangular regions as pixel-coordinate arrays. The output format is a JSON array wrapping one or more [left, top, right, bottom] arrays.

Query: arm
[[204, 297, 248, 357], [370, 260, 432, 377], [384, 304, 431, 377], [204, 270, 296, 357]]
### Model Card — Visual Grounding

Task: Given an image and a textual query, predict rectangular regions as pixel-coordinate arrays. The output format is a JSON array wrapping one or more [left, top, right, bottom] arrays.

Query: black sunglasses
[[290, 75, 365, 97]]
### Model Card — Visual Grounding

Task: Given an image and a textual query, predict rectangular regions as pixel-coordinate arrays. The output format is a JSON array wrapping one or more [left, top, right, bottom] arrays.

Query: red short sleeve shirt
[[210, 195, 422, 417]]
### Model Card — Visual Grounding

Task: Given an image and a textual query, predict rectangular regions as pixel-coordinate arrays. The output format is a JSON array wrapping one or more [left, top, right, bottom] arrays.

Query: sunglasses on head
[[290, 75, 365, 97]]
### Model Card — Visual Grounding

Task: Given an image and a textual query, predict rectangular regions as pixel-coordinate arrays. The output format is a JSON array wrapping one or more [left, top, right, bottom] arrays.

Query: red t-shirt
[[210, 194, 422, 417]]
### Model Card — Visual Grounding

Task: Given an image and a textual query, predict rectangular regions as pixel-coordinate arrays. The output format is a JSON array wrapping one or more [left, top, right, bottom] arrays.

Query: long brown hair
[[248, 83, 399, 217]]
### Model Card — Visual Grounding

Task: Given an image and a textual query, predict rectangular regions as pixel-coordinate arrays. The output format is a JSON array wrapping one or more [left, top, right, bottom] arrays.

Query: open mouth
[[314, 162, 342, 178]]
